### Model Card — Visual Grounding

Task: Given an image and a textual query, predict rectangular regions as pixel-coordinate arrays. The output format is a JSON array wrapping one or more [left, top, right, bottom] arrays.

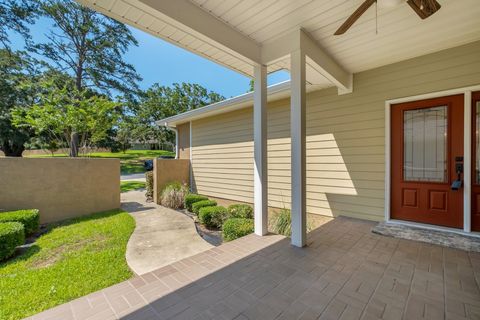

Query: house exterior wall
[[0, 158, 120, 223], [177, 122, 190, 160], [191, 41, 480, 221]]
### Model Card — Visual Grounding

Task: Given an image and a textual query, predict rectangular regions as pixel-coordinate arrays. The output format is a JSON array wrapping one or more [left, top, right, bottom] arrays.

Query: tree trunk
[[69, 132, 79, 157]]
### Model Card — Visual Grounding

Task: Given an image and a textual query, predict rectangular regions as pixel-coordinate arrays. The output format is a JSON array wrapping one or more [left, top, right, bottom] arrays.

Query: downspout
[[160, 121, 178, 159]]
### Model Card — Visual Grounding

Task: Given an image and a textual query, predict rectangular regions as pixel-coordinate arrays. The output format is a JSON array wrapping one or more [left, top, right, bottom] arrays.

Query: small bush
[[0, 222, 25, 261], [185, 194, 209, 211], [145, 171, 154, 200], [192, 200, 217, 215], [271, 208, 291, 236], [0, 209, 40, 235], [223, 218, 254, 241], [161, 182, 189, 209], [198, 206, 228, 228], [227, 204, 253, 219]]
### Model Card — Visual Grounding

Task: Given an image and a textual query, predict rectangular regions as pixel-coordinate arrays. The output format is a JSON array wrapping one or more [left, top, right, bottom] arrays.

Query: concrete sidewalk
[[121, 191, 212, 275], [121, 173, 147, 182]]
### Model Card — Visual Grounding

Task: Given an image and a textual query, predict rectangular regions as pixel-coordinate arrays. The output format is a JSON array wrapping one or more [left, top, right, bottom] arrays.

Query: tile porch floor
[[27, 217, 480, 320]]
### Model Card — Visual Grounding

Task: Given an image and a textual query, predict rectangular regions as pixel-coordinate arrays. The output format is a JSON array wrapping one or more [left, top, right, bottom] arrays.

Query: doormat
[[372, 222, 480, 252]]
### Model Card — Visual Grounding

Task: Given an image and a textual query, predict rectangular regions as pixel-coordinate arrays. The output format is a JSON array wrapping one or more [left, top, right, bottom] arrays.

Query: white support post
[[290, 50, 307, 247], [254, 64, 268, 236]]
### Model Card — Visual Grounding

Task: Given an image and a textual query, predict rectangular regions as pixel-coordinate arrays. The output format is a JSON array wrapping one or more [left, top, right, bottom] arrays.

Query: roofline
[[156, 80, 291, 127]]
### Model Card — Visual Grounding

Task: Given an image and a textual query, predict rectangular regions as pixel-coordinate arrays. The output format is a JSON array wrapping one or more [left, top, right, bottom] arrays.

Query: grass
[[121, 180, 146, 192], [0, 209, 135, 320], [26, 150, 175, 174]]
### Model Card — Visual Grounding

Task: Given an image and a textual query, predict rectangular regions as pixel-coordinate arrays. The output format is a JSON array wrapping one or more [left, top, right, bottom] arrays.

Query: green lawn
[[121, 180, 146, 192], [27, 149, 175, 174], [0, 209, 135, 320]]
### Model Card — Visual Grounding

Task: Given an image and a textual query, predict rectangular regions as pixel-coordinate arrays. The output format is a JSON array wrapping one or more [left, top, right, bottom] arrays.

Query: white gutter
[[157, 80, 292, 128]]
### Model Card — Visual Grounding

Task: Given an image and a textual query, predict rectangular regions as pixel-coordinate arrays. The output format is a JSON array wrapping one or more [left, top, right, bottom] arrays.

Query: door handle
[[451, 156, 463, 191], [451, 179, 462, 190]]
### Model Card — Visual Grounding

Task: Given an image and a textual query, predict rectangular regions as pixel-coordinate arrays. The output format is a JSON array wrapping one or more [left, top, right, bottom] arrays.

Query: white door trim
[[384, 84, 480, 232]]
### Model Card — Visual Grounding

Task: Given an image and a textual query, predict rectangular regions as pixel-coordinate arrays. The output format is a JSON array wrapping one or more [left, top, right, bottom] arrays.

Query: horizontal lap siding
[[191, 41, 480, 221]]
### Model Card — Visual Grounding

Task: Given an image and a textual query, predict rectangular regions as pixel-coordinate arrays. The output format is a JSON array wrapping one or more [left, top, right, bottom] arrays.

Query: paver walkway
[[28, 217, 480, 320], [121, 190, 213, 275]]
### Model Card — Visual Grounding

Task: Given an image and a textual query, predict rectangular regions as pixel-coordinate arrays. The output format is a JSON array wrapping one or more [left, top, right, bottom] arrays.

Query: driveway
[[121, 190, 213, 275]]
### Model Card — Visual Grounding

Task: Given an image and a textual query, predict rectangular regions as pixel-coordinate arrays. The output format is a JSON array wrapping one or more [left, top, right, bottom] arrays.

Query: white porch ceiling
[[78, 0, 480, 89]]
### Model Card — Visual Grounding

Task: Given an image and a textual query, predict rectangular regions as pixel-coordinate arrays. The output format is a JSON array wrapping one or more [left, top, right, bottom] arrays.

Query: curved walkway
[[121, 190, 213, 275]]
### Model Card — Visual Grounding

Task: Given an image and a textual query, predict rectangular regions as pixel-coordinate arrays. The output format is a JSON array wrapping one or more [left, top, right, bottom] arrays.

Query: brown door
[[391, 94, 464, 228], [471, 92, 480, 231]]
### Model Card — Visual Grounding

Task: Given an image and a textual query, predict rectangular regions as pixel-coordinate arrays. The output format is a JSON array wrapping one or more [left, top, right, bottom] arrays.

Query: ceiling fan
[[334, 0, 441, 35]]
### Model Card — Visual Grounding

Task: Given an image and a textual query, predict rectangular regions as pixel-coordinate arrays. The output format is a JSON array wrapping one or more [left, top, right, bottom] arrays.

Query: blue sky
[[10, 17, 290, 98]]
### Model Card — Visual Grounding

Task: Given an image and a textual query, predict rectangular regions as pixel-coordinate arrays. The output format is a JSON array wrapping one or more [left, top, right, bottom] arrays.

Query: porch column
[[253, 64, 268, 236], [290, 50, 307, 247]]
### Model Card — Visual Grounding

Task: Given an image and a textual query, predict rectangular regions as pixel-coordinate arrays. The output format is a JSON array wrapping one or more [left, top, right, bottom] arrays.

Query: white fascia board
[[138, 0, 261, 65], [157, 81, 291, 128], [76, 0, 254, 78]]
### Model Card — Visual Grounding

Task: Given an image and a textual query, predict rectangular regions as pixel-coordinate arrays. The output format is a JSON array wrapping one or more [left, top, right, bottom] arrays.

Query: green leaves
[[12, 79, 120, 152], [33, 0, 141, 96], [0, 0, 38, 49]]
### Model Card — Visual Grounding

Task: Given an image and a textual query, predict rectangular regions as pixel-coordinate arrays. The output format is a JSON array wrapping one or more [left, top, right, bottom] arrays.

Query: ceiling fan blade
[[407, 0, 441, 19], [334, 0, 377, 35]]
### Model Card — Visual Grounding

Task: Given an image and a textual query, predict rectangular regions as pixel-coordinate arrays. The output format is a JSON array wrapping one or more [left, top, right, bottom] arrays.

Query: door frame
[[385, 84, 480, 234]]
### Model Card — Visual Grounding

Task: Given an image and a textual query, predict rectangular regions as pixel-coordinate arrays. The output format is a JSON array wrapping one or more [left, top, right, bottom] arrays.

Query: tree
[[34, 0, 141, 95], [131, 83, 225, 145], [0, 0, 38, 49], [0, 49, 38, 156], [32, 0, 141, 156], [13, 80, 120, 154]]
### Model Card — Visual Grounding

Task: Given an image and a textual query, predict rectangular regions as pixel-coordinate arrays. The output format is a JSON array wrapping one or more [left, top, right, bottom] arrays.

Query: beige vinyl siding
[[177, 122, 190, 159], [191, 41, 480, 222]]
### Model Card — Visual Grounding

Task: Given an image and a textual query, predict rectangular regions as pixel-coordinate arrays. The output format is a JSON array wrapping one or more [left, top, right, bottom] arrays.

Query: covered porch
[[76, 0, 480, 246], [28, 217, 480, 320]]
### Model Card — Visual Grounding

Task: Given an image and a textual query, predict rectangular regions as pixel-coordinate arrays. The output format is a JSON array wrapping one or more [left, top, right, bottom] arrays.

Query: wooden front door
[[471, 92, 480, 231], [391, 94, 464, 228]]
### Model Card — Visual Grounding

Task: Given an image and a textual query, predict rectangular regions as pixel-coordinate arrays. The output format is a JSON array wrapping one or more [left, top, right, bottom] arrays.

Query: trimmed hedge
[[198, 206, 228, 228], [223, 218, 254, 241], [0, 222, 25, 261], [0, 209, 39, 235], [192, 200, 217, 215], [227, 204, 253, 219], [185, 194, 209, 211]]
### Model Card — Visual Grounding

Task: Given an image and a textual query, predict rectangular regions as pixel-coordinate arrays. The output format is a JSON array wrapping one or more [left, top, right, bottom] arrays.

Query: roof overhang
[[157, 80, 324, 128], [76, 0, 351, 91]]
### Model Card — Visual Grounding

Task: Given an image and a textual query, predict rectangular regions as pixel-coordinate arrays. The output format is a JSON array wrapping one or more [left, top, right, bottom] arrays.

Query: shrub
[[192, 200, 217, 215], [0, 222, 25, 261], [185, 194, 209, 211], [160, 182, 189, 209], [223, 218, 254, 241], [198, 206, 228, 228], [227, 204, 253, 219], [271, 208, 291, 236], [145, 171, 154, 200], [0, 209, 40, 235]]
